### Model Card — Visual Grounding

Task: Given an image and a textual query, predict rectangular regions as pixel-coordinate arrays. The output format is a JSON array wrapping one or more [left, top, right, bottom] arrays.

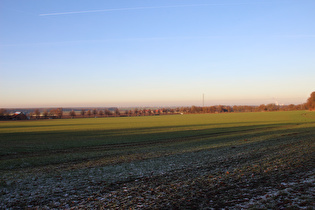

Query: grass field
[[0, 111, 314, 208]]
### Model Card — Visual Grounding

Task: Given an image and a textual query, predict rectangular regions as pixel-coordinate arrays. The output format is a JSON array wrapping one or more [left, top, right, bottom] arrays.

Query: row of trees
[[69, 108, 120, 118], [71, 103, 309, 117], [180, 103, 308, 114], [0, 108, 64, 120], [29, 108, 63, 119], [306, 91, 315, 110], [70, 108, 175, 118]]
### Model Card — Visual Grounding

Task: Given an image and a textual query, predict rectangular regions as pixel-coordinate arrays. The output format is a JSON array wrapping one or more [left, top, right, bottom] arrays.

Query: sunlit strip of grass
[[0, 111, 313, 134]]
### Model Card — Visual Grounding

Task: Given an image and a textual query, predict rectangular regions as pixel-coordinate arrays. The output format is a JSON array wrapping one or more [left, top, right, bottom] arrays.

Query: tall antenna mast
[[203, 93, 205, 107]]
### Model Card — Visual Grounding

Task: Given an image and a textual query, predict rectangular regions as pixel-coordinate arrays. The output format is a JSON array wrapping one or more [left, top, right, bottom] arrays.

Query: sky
[[1, 0, 314, 108]]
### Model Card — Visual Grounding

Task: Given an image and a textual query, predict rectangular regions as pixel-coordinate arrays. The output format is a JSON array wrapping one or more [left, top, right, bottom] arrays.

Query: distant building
[[12, 112, 28, 120]]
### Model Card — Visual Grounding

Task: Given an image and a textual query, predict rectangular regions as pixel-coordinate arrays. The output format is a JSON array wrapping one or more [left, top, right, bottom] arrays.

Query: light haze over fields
[[1, 0, 314, 108]]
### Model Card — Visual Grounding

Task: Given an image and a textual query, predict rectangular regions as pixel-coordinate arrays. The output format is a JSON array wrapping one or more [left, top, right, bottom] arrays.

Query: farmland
[[0, 111, 314, 208]]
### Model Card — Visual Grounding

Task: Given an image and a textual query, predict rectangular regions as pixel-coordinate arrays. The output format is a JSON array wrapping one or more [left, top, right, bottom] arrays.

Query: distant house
[[12, 112, 28, 120]]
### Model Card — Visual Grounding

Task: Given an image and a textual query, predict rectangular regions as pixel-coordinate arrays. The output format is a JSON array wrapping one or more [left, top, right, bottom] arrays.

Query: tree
[[47, 108, 62, 119], [81, 109, 86, 117], [104, 109, 111, 116], [87, 110, 92, 118], [306, 91, 315, 110], [191, 106, 197, 113], [258, 104, 267, 112], [266, 103, 279, 112], [0, 109, 7, 117], [69, 110, 76, 118], [93, 109, 98, 117], [49, 110, 55, 118], [209, 106, 216, 113], [124, 110, 129, 116], [287, 104, 296, 111], [0, 109, 7, 120], [29, 112, 34, 120], [134, 108, 138, 116], [217, 105, 223, 113], [34, 109, 41, 119], [99, 110, 104, 117], [115, 108, 120, 116], [43, 110, 49, 119], [232, 106, 239, 112], [56, 108, 63, 119]]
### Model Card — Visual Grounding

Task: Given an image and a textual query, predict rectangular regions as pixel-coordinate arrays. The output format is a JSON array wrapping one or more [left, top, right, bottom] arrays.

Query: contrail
[[0, 36, 223, 47], [39, 3, 261, 16]]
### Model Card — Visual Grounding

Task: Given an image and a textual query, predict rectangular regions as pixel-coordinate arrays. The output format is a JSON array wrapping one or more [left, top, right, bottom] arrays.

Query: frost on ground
[[235, 170, 315, 209], [0, 133, 314, 209]]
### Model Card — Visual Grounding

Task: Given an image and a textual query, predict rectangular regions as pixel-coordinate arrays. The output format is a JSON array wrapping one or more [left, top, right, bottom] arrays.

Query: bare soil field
[[0, 111, 314, 209]]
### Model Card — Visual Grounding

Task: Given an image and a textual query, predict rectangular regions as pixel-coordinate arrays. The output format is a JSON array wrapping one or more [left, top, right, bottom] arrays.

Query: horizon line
[[1, 103, 307, 110]]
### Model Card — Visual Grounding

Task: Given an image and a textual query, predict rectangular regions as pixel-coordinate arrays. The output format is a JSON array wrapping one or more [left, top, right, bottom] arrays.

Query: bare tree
[[217, 105, 223, 113], [0, 109, 7, 119], [306, 91, 315, 110], [49, 110, 55, 118], [0, 109, 6, 116], [104, 109, 111, 116], [134, 108, 138, 116], [266, 103, 279, 111], [99, 110, 104, 117], [226, 106, 232, 113], [34, 109, 41, 119], [87, 110, 92, 118], [115, 108, 120, 117], [190, 106, 197, 113], [93, 109, 97, 117], [43, 110, 49, 119], [70, 110, 76, 118], [28, 112, 34, 120], [55, 108, 63, 119], [81, 109, 86, 117]]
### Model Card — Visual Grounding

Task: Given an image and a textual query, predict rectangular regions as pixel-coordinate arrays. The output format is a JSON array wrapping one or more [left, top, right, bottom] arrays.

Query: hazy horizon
[[0, 96, 309, 109], [1, 0, 314, 108]]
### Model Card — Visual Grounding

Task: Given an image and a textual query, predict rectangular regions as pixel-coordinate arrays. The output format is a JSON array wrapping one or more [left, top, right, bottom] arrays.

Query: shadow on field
[[0, 121, 314, 170], [0, 122, 311, 155]]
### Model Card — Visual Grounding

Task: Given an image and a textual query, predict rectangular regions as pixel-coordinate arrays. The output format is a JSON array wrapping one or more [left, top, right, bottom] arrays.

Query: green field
[[0, 111, 314, 170], [0, 111, 314, 208]]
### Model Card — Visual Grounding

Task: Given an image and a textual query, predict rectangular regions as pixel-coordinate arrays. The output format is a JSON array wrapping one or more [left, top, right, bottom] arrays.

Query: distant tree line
[[1, 92, 314, 120], [178, 103, 308, 114], [28, 108, 63, 119], [306, 91, 315, 111]]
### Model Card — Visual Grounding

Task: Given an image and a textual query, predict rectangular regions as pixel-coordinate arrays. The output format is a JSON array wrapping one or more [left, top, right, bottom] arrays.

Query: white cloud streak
[[39, 3, 262, 16]]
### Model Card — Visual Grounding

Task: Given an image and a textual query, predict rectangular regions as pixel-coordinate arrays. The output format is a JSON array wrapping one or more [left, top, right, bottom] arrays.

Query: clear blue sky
[[1, 0, 314, 108]]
